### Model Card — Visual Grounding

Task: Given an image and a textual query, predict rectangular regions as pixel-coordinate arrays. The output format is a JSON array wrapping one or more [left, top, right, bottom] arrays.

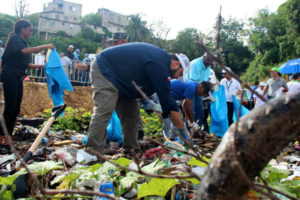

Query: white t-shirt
[[287, 81, 300, 95], [220, 78, 241, 102], [34, 53, 45, 65], [254, 88, 267, 108], [209, 68, 218, 84]]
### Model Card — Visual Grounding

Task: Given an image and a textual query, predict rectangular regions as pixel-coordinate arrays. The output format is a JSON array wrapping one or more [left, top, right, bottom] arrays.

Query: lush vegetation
[[42, 107, 91, 132], [0, 0, 299, 82]]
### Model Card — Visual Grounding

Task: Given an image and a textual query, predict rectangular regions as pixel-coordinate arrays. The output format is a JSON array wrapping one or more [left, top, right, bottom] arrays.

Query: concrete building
[[98, 8, 127, 33], [38, 0, 82, 40]]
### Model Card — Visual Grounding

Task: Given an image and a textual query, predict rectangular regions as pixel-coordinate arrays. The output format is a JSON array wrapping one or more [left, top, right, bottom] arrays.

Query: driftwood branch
[[196, 93, 300, 199]]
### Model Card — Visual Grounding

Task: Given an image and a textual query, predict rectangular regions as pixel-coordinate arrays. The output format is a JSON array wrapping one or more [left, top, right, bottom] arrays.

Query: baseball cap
[[75, 49, 80, 53], [68, 45, 74, 48], [84, 53, 88, 57], [269, 67, 280, 73], [201, 81, 214, 96], [259, 82, 266, 87], [222, 67, 231, 73], [175, 53, 190, 71]]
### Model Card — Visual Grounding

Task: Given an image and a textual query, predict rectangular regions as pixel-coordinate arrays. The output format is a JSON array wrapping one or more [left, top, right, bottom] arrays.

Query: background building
[[98, 8, 127, 33], [38, 0, 82, 40]]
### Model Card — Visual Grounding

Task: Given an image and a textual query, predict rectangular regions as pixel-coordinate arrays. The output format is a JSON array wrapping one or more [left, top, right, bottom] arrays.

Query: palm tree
[[125, 14, 150, 42]]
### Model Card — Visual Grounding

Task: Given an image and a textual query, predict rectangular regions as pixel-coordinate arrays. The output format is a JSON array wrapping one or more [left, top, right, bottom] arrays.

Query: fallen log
[[196, 93, 300, 199]]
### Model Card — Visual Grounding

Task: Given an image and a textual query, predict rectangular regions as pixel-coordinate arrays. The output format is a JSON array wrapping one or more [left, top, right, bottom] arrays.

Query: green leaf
[[137, 178, 179, 199], [89, 163, 103, 173], [141, 159, 166, 174], [112, 157, 131, 168], [0, 185, 14, 200], [185, 177, 200, 185], [188, 157, 210, 167]]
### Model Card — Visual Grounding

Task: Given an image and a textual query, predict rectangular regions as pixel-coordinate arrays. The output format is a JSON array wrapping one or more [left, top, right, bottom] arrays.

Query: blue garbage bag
[[233, 95, 250, 122], [106, 111, 123, 144], [210, 85, 228, 137], [45, 49, 73, 106]]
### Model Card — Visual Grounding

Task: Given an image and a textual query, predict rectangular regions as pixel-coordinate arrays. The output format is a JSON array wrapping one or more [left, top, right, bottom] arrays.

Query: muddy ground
[[20, 82, 94, 117]]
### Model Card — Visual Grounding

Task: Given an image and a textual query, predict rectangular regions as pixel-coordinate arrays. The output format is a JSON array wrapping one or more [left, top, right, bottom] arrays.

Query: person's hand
[[187, 120, 193, 128], [75, 63, 87, 70], [178, 127, 190, 141], [46, 43, 55, 49]]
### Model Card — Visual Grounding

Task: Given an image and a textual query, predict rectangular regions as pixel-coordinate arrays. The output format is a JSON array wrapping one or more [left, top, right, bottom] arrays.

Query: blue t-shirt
[[96, 42, 179, 117], [171, 79, 198, 101], [82, 57, 91, 64], [186, 57, 210, 82]]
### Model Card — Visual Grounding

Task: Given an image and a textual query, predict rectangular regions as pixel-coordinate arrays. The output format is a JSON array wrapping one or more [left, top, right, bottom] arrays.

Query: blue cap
[[75, 49, 80, 53], [84, 53, 88, 57]]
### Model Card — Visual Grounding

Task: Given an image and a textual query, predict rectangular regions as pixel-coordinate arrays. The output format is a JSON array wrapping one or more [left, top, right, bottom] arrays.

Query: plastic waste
[[76, 149, 97, 164], [70, 134, 87, 145], [106, 111, 123, 144], [94, 181, 115, 200], [42, 137, 48, 143], [210, 85, 228, 137], [49, 148, 76, 166], [0, 154, 16, 165], [191, 166, 206, 176]]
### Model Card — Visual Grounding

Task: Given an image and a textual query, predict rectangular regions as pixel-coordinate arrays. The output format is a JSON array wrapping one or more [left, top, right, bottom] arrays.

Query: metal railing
[[27, 60, 91, 86]]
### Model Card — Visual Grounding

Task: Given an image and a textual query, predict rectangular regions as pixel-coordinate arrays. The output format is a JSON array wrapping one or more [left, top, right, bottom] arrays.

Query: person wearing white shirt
[[287, 73, 300, 95], [254, 82, 268, 108], [34, 50, 45, 82], [60, 53, 72, 77], [220, 67, 242, 126]]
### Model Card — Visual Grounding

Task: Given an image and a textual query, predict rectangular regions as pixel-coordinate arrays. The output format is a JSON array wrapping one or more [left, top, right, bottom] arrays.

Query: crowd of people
[[0, 18, 299, 154]]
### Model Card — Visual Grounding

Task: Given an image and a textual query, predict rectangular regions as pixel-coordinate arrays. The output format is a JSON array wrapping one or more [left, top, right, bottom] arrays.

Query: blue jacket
[[96, 42, 178, 117]]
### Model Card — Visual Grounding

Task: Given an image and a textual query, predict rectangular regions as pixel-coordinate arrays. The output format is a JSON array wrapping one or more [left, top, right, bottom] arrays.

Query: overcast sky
[[0, 0, 287, 39]]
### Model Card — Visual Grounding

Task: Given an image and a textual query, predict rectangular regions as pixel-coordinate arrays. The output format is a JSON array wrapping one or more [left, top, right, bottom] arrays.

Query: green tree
[[171, 28, 205, 61], [0, 13, 16, 43], [81, 26, 95, 41], [26, 13, 39, 32], [217, 18, 253, 75], [125, 14, 150, 42], [81, 13, 102, 28]]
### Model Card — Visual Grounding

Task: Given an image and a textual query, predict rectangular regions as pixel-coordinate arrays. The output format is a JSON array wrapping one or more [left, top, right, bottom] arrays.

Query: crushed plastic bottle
[[94, 181, 115, 200]]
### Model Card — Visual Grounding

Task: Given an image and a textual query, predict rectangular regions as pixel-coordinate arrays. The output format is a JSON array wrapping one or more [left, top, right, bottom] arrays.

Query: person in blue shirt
[[85, 42, 191, 155], [185, 54, 213, 131], [170, 79, 213, 134]]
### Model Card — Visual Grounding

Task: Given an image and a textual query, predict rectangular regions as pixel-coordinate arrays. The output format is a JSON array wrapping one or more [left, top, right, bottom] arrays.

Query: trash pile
[[0, 109, 299, 199]]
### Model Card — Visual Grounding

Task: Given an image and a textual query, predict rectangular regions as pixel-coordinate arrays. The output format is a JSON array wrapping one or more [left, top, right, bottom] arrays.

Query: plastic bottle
[[97, 182, 114, 200], [70, 134, 87, 145]]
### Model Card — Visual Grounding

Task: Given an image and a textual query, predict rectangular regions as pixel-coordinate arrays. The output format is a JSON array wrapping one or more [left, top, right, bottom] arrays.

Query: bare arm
[[182, 98, 194, 123], [262, 86, 268, 96], [27, 63, 44, 69], [169, 110, 184, 129], [21, 44, 54, 55]]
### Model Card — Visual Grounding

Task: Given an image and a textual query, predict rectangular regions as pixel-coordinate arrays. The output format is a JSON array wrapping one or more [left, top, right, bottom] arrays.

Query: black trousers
[[0, 70, 23, 135], [227, 102, 234, 126]]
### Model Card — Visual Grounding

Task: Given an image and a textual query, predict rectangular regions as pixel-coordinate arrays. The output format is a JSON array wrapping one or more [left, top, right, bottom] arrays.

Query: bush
[[42, 107, 91, 132]]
